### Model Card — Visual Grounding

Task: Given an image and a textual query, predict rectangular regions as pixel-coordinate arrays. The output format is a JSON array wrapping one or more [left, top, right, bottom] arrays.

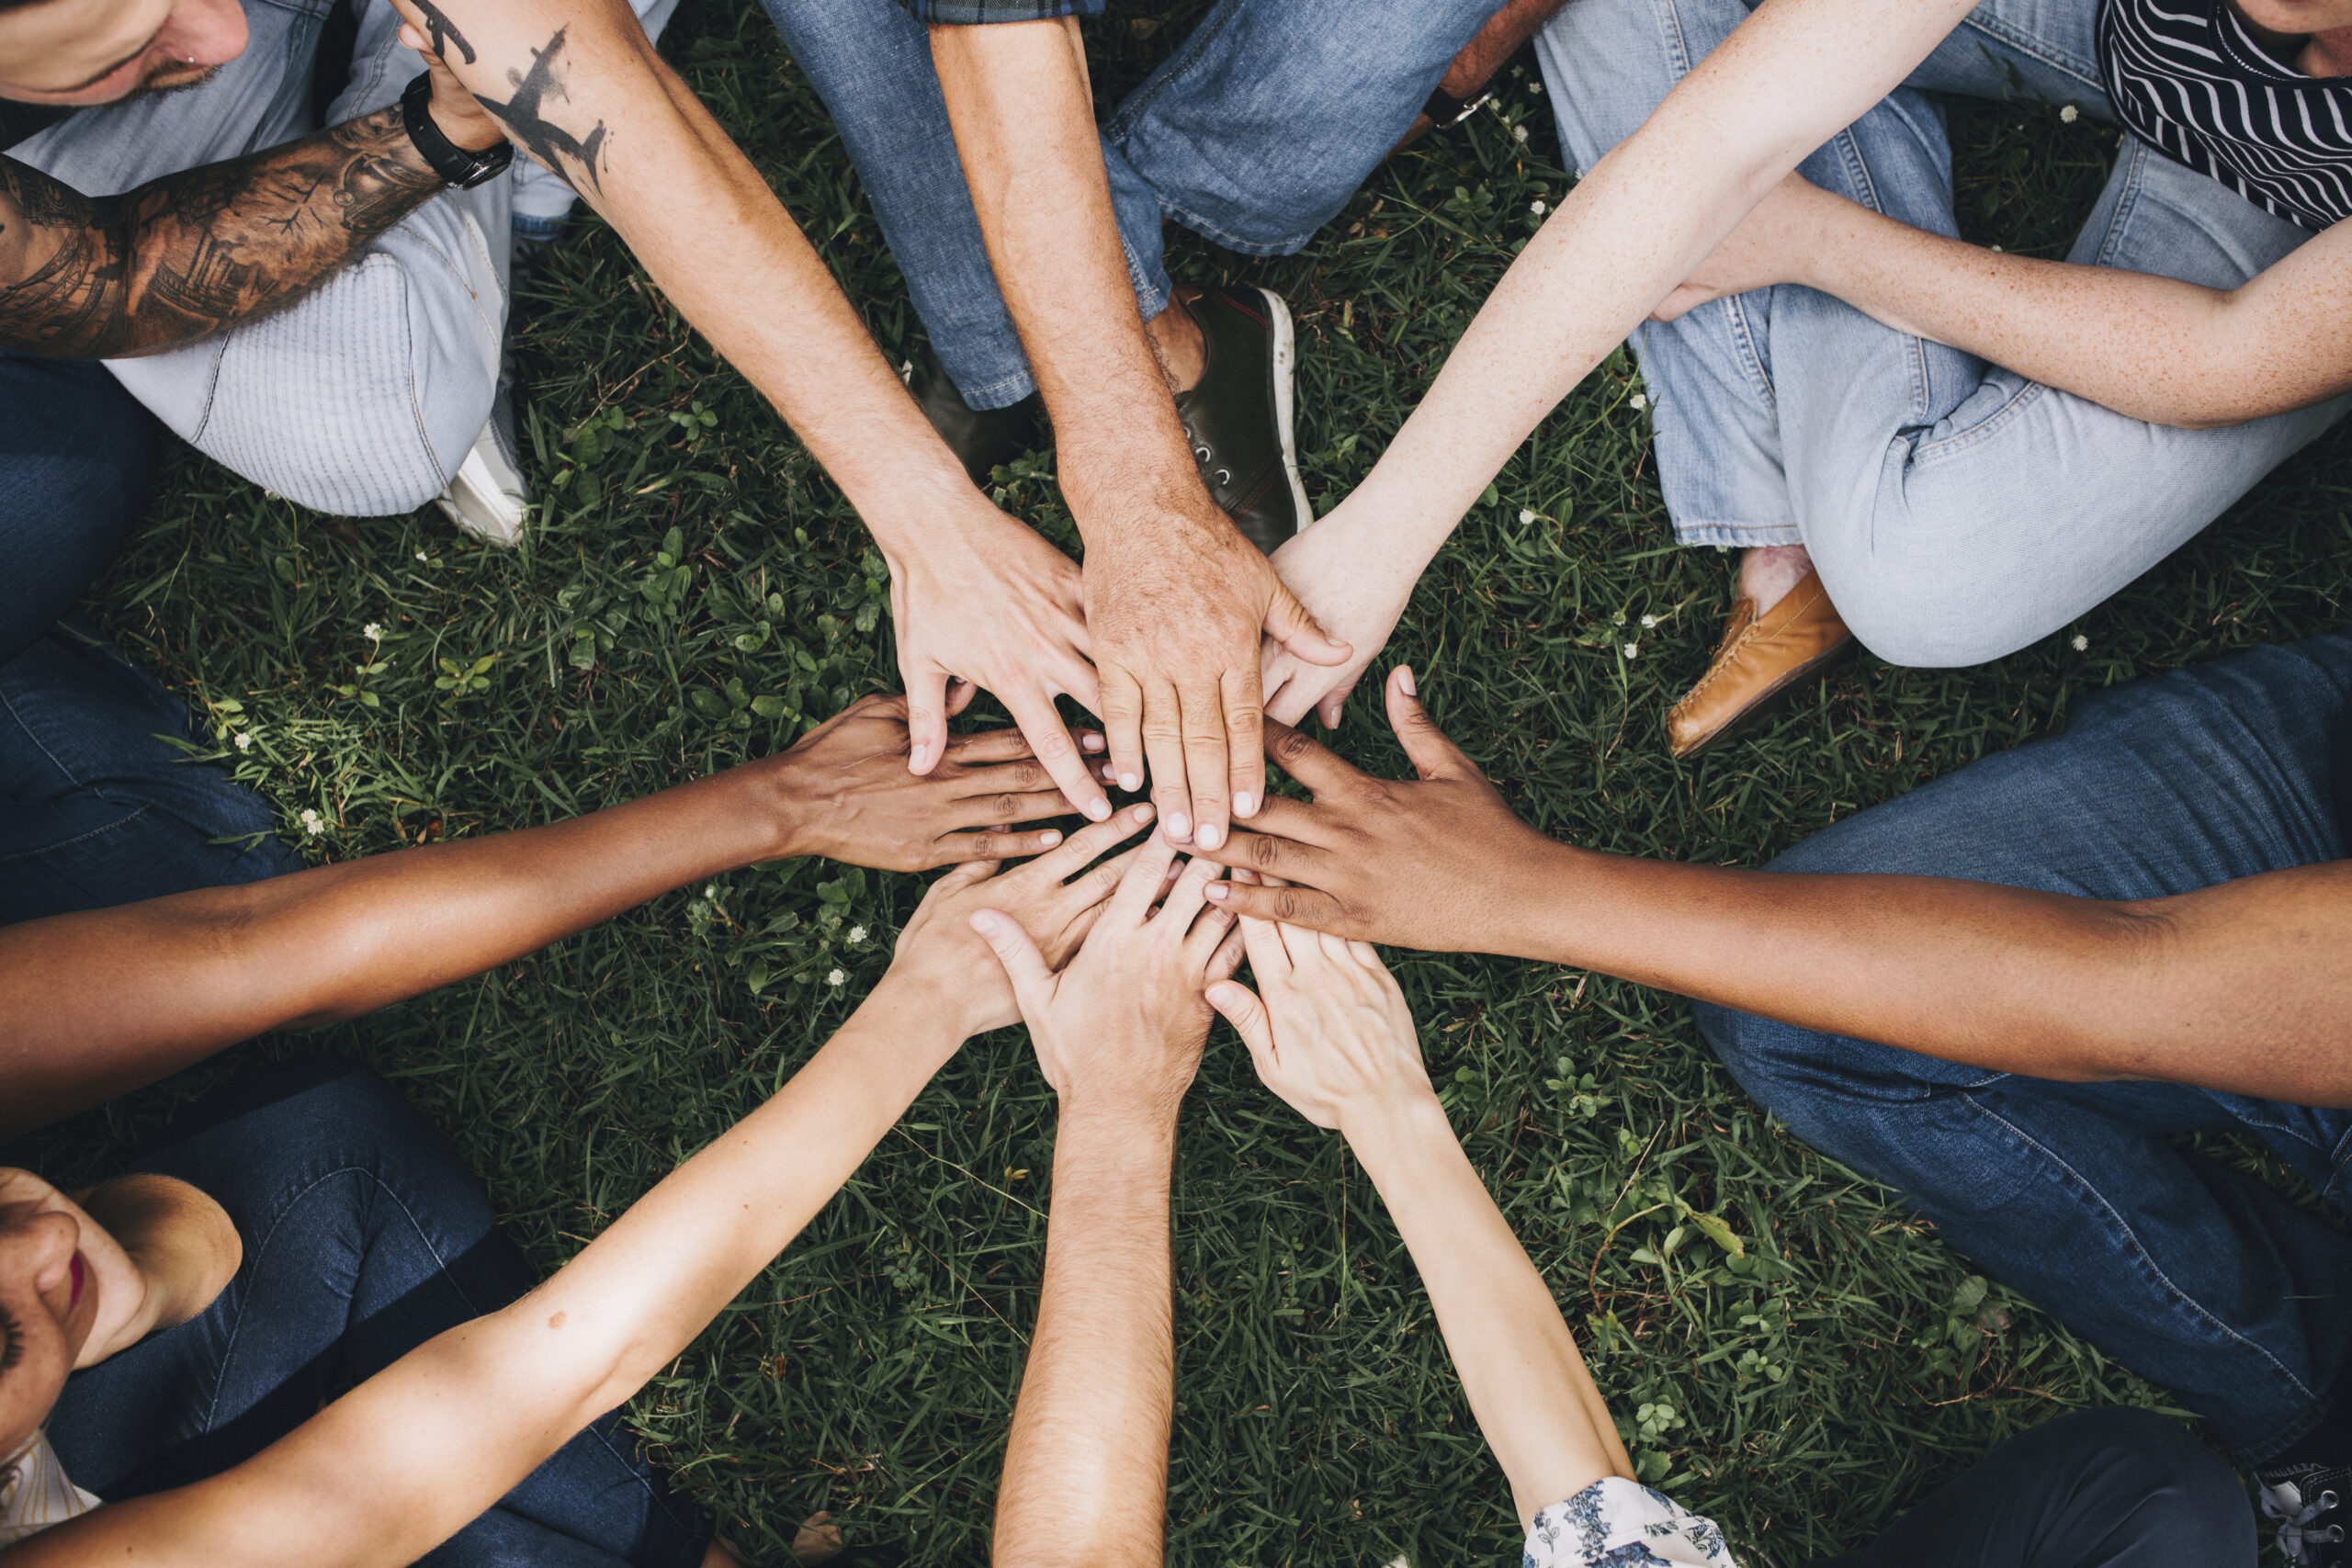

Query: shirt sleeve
[[1522, 1477, 1740, 1568], [893, 0, 1106, 22]]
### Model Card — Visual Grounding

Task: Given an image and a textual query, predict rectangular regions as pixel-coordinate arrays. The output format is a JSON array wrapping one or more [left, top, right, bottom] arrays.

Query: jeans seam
[[1100, 0, 1238, 145], [1962, 1090, 2324, 1409], [0, 802, 166, 864], [1907, 378, 2052, 465]]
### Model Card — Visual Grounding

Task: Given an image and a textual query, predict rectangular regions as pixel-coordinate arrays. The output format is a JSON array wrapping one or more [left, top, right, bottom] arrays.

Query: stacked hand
[[1206, 922, 1430, 1133]]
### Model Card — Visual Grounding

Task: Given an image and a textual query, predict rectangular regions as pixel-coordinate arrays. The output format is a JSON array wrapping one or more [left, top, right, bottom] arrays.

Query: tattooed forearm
[[0, 106, 446, 359], [473, 28, 608, 197], [410, 0, 476, 65]]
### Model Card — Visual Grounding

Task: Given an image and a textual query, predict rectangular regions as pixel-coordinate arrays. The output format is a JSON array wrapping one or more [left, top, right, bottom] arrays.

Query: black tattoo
[[0, 108, 444, 358], [472, 28, 607, 197], [410, 0, 477, 65]]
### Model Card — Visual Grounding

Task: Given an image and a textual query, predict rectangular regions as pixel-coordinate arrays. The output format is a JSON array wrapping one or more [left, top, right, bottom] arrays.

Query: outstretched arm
[[0, 58, 497, 357], [1207, 926, 1633, 1527], [0, 697, 1072, 1135], [975, 829, 1244, 1566], [1193, 668, 2352, 1107], [1653, 172, 2352, 428]]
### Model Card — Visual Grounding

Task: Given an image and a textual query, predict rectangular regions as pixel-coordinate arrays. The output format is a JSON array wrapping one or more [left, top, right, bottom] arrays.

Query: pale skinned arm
[[1255, 0, 1980, 727], [1192, 668, 2352, 1107], [5, 811, 1163, 1568], [1652, 171, 2352, 428], [384, 0, 1111, 818], [928, 18, 1349, 855], [1206, 926, 1634, 1528], [0, 695, 1073, 1136], [974, 832, 1246, 1566]]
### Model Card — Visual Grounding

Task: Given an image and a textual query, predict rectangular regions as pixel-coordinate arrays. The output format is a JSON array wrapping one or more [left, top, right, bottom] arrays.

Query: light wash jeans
[[10, 0, 677, 518], [1535, 0, 2350, 667], [760, 0, 1503, 411]]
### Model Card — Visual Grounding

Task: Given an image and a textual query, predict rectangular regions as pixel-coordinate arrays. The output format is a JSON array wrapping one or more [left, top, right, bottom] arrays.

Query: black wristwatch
[[1420, 83, 1494, 129], [400, 71, 513, 189]]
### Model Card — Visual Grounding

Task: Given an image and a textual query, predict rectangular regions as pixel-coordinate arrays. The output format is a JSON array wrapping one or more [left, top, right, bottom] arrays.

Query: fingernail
[[1205, 883, 1228, 900], [1207, 983, 1234, 1006], [1134, 803, 1157, 823], [1234, 793, 1256, 818], [969, 912, 1000, 936], [909, 741, 929, 769], [1081, 733, 1105, 752], [1198, 822, 1224, 850], [1038, 829, 1062, 847], [1119, 772, 1140, 791], [1085, 798, 1111, 822], [1397, 667, 1417, 697], [1167, 812, 1193, 841]]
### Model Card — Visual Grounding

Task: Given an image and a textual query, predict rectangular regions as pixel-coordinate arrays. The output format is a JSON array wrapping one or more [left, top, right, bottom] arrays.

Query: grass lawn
[[13, 6, 2352, 1564]]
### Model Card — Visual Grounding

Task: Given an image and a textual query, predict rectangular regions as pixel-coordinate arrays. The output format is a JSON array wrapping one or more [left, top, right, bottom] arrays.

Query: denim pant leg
[[1698, 631, 2352, 1460], [0, 353, 156, 666], [45, 1061, 712, 1568], [1811, 1408, 2256, 1568]]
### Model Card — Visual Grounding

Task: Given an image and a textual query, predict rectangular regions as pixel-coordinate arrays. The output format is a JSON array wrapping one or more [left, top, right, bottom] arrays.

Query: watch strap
[[400, 71, 513, 190], [1420, 83, 1494, 129]]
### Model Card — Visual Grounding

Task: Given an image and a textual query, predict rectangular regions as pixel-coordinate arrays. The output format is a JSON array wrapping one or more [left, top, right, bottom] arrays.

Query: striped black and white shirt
[[2099, 0, 2352, 231]]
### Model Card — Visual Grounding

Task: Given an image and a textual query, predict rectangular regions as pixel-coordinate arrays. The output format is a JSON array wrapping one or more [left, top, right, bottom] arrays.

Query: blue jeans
[[1695, 630, 2352, 1461], [0, 353, 298, 925], [760, 0, 1502, 410], [1816, 1407, 2253, 1567], [47, 1060, 714, 1568], [1535, 0, 2350, 667]]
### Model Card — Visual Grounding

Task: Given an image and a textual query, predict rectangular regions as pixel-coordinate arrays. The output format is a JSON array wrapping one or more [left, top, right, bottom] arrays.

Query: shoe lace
[[2265, 1483, 2347, 1564]]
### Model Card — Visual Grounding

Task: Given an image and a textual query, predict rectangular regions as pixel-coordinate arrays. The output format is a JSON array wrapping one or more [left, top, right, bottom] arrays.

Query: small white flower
[[1630, 392, 1649, 411], [1518, 508, 1537, 525], [1530, 198, 1547, 215], [1512, 124, 1530, 142], [1990, 244, 2002, 253], [363, 622, 383, 641], [1532, 81, 1545, 95], [848, 925, 868, 944], [1640, 615, 1657, 628], [414, 549, 429, 561], [234, 732, 254, 751], [1622, 642, 1641, 660], [704, 885, 718, 900], [2072, 633, 2090, 652], [300, 808, 325, 837], [826, 968, 847, 988], [2061, 103, 2079, 123]]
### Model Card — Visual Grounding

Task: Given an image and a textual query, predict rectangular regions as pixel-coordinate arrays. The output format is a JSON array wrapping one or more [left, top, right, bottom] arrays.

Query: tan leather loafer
[[1667, 567, 1853, 759]]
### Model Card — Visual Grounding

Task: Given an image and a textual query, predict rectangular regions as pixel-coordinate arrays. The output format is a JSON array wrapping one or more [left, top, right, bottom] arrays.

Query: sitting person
[[0, 692, 1085, 1129], [1186, 644, 2349, 1562], [1198, 917, 2257, 1566], [1255, 0, 2352, 757], [0, 766, 1162, 1559]]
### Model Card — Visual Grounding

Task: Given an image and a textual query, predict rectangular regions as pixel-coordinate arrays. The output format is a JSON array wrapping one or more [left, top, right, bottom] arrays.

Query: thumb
[[969, 908, 1053, 1013], [1206, 978, 1276, 1063], [1262, 581, 1352, 669], [903, 662, 950, 774], [1384, 665, 1476, 781]]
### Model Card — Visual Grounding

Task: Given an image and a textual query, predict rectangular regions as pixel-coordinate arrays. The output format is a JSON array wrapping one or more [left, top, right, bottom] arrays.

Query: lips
[[67, 1252, 85, 1310]]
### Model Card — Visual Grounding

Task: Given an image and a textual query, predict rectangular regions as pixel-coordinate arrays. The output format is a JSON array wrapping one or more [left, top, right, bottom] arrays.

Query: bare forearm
[[1347, 1093, 1629, 1526], [0, 766, 803, 1134], [0, 112, 445, 359], [1500, 843, 2352, 1100], [995, 1110, 1179, 1568], [1794, 193, 2345, 426]]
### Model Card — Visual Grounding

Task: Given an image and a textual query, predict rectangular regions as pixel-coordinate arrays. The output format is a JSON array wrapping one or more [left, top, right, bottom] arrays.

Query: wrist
[[1338, 1088, 1456, 1178]]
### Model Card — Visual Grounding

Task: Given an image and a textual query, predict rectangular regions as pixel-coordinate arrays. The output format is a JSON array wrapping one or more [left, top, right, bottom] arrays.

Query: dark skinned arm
[[1391, 0, 1574, 152], [0, 696, 1076, 1135], [0, 56, 499, 358], [1185, 667, 2352, 1107]]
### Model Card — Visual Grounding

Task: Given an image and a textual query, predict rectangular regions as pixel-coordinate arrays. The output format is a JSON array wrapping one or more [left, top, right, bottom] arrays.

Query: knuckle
[[1012, 760, 1047, 790], [1275, 890, 1304, 921], [991, 793, 1022, 822], [1248, 835, 1281, 870], [1273, 729, 1314, 764]]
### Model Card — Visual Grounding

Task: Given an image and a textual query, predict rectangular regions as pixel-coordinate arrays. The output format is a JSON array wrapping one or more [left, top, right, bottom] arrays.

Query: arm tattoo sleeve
[[0, 105, 446, 360]]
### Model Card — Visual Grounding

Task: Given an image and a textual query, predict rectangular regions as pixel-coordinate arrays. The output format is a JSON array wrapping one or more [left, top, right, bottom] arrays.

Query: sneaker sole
[[1253, 286, 1310, 537]]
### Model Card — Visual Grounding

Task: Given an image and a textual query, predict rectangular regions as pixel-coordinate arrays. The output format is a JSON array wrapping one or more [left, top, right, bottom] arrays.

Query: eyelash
[[0, 1311, 21, 1373]]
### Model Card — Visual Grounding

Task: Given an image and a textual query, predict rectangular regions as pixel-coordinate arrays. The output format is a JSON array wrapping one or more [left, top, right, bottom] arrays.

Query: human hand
[[1083, 505, 1350, 852], [969, 829, 1245, 1121], [755, 692, 1086, 872], [1650, 171, 1829, 323], [392, 16, 508, 153], [884, 497, 1114, 826], [886, 802, 1160, 1037], [1205, 921, 1430, 1133], [1189, 667, 1561, 953], [1260, 503, 1414, 731]]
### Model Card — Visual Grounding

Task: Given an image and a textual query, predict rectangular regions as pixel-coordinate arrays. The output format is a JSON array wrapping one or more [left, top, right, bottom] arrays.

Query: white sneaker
[[435, 394, 528, 547]]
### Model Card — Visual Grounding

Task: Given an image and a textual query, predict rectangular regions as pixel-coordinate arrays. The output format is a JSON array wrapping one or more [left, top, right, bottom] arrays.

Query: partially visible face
[[0, 0, 247, 107], [0, 1173, 103, 1465], [2233, 0, 2352, 41]]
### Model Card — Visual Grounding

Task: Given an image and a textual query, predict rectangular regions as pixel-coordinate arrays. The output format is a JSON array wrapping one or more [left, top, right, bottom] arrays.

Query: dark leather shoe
[[1172, 286, 1309, 555], [905, 346, 1046, 488], [1667, 567, 1853, 759]]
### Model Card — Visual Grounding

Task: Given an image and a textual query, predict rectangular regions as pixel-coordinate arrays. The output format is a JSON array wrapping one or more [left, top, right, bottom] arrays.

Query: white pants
[[12, 0, 677, 517]]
